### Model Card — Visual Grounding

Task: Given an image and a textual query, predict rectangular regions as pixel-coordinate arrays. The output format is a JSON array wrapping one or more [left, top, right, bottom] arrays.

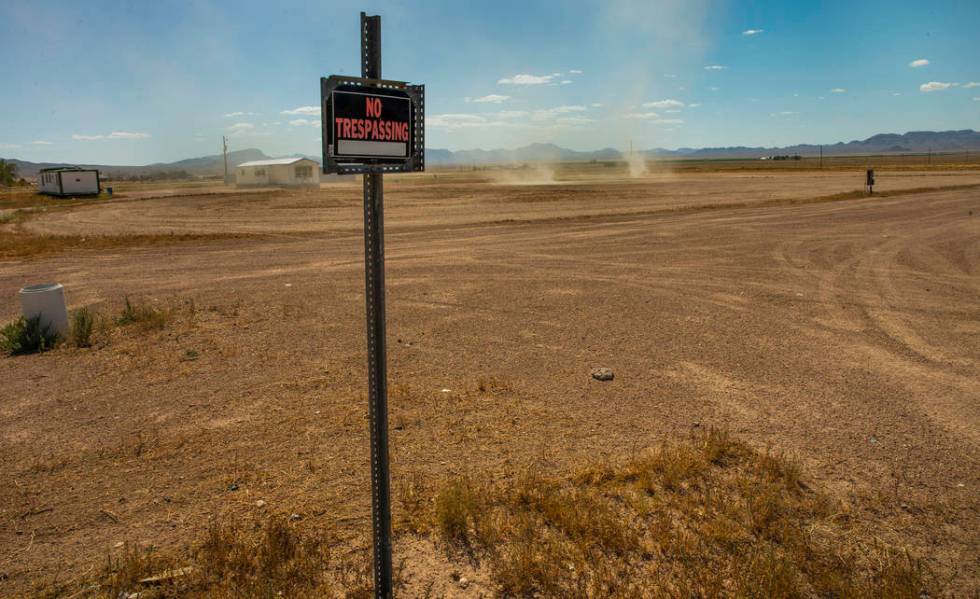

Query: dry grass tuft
[[117, 296, 171, 331], [433, 478, 483, 544], [69, 307, 96, 347]]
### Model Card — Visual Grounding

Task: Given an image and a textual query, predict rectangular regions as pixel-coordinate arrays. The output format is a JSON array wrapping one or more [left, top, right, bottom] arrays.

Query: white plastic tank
[[19, 283, 69, 337]]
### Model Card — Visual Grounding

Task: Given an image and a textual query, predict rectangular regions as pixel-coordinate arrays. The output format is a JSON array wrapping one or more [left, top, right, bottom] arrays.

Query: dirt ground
[[1, 165, 978, 596]]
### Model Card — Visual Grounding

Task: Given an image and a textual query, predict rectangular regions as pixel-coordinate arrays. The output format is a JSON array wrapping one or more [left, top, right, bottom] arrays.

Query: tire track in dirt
[[772, 192, 980, 442]]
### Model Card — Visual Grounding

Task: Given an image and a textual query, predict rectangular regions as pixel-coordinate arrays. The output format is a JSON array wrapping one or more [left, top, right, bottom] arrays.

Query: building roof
[[39, 166, 99, 173], [237, 157, 317, 167]]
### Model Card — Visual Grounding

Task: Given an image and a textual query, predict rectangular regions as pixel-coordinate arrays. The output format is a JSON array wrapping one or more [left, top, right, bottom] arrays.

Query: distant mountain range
[[428, 129, 980, 164], [4, 130, 978, 178]]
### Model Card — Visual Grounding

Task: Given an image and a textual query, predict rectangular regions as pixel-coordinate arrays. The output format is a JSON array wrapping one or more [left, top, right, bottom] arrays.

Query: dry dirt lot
[[1, 165, 978, 595]]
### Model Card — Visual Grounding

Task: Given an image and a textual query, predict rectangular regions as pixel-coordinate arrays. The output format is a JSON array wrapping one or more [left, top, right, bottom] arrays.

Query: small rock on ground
[[591, 367, 614, 381]]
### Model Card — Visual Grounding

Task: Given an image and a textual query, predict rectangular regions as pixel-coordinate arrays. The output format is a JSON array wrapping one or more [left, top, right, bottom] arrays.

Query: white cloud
[[532, 105, 587, 120], [624, 113, 683, 125], [704, 65, 727, 70], [591, 103, 603, 108], [908, 59, 929, 68], [742, 29, 763, 36], [830, 88, 847, 93], [569, 69, 583, 74], [497, 73, 555, 85], [555, 116, 595, 127], [466, 94, 511, 104], [0, 143, 21, 149], [974, 97, 980, 101], [642, 99, 685, 109], [769, 111, 799, 117], [429, 114, 485, 127], [964, 82, 980, 88], [227, 122, 254, 131], [428, 113, 526, 130], [223, 111, 257, 117], [31, 140, 53, 145], [281, 105, 321, 116], [709, 86, 720, 91], [688, 103, 702, 108], [919, 81, 956, 92], [72, 131, 150, 141], [496, 110, 529, 119], [560, 80, 573, 85], [288, 118, 321, 128], [109, 131, 150, 139]]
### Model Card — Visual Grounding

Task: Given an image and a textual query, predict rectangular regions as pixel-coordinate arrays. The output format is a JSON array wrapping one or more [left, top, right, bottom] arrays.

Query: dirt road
[[1, 170, 978, 594]]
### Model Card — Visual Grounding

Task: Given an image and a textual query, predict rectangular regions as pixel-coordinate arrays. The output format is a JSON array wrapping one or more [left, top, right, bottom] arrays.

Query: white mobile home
[[236, 157, 320, 187], [38, 167, 101, 196]]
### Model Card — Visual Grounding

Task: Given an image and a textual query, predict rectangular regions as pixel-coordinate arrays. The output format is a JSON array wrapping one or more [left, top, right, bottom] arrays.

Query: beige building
[[235, 157, 320, 187]]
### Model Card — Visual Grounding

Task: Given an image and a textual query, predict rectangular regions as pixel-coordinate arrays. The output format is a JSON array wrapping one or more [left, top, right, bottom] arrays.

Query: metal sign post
[[320, 12, 425, 598], [360, 12, 393, 597]]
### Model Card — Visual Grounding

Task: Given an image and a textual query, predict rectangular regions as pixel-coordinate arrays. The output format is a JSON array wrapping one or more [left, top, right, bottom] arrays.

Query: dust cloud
[[490, 165, 558, 186], [625, 151, 649, 177]]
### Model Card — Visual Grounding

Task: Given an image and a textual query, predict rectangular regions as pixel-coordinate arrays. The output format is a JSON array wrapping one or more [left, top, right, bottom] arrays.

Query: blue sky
[[1, 0, 978, 164]]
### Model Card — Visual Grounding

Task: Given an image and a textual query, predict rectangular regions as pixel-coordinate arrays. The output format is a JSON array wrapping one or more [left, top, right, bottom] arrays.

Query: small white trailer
[[38, 167, 101, 196]]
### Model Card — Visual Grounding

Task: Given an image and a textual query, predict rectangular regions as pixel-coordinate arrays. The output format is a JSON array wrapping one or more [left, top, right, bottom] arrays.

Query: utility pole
[[222, 136, 229, 184], [819, 145, 823, 169]]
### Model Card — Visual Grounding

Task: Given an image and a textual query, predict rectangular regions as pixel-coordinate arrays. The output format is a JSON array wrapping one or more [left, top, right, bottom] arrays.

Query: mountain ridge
[[4, 130, 978, 177]]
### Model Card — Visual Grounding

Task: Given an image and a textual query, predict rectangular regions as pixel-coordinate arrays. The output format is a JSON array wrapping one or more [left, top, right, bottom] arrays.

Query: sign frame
[[320, 75, 425, 174]]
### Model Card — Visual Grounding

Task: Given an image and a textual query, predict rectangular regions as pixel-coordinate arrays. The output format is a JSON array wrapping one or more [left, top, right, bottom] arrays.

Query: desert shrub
[[69, 307, 95, 347], [0, 315, 59, 355], [117, 296, 170, 331]]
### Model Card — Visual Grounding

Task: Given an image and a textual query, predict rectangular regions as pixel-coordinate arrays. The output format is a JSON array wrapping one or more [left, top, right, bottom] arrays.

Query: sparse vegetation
[[32, 429, 932, 597], [69, 307, 96, 347], [402, 428, 933, 598], [1, 315, 59, 355], [89, 517, 373, 598], [117, 296, 171, 331], [0, 209, 28, 224]]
